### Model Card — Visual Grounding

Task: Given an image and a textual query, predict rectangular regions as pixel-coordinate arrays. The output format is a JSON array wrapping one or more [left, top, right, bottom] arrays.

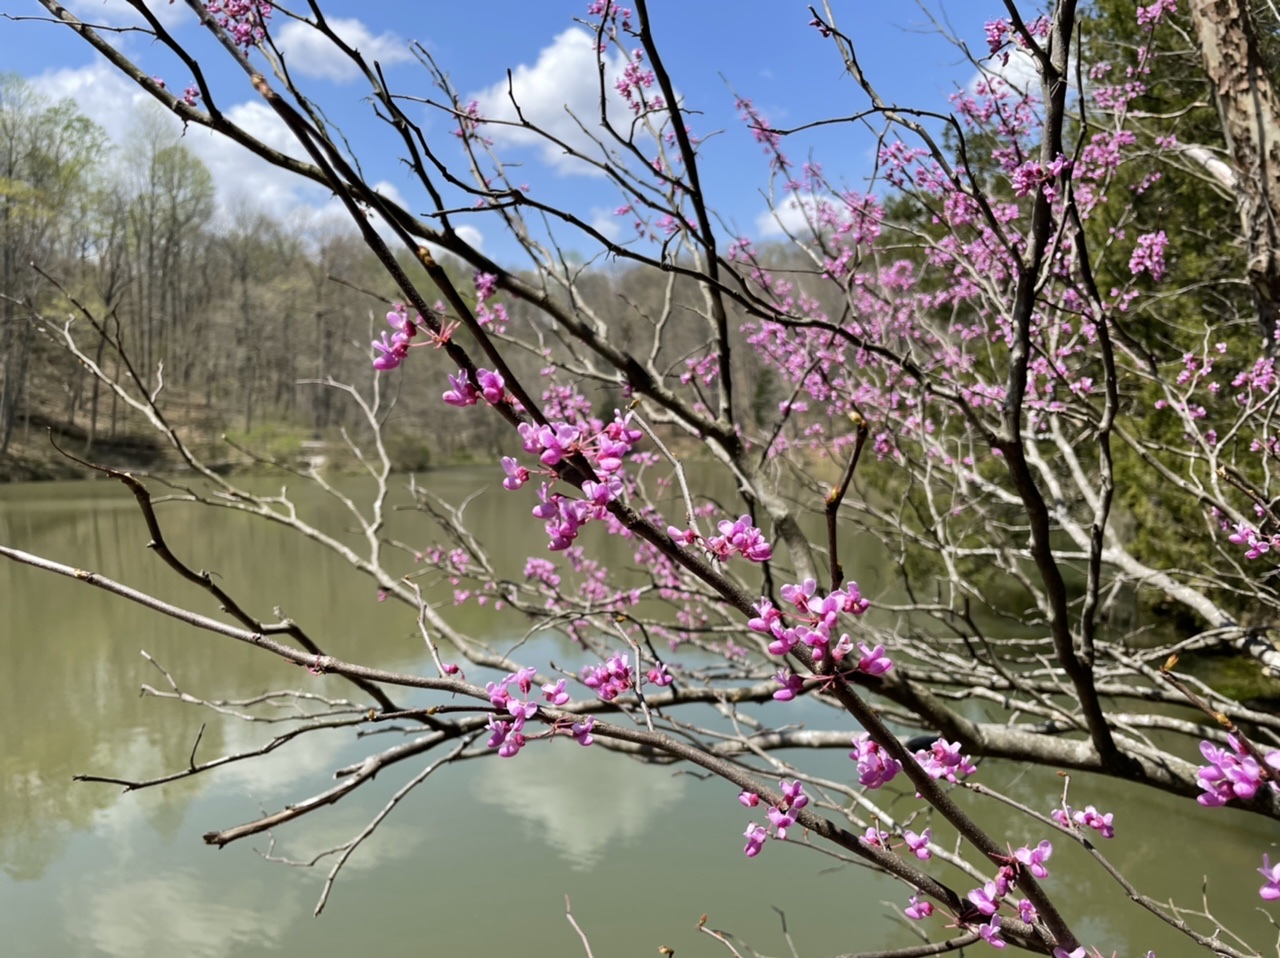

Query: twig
[[565, 895, 596, 958]]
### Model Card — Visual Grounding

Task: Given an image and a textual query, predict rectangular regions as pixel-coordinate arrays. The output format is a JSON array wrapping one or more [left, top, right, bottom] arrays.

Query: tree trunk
[[1189, 0, 1280, 346]]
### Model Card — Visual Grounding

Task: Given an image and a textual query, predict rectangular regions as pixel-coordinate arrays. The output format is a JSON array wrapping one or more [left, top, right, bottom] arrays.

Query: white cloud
[[35, 63, 329, 220], [64, 0, 190, 29], [967, 48, 1061, 96], [468, 27, 637, 175], [37, 60, 148, 146], [588, 207, 621, 242], [275, 17, 413, 82], [455, 223, 485, 252], [184, 101, 330, 217], [756, 194, 821, 238]]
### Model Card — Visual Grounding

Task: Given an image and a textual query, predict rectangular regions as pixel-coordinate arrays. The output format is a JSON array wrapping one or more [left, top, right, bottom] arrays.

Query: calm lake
[[1, 470, 1276, 957]]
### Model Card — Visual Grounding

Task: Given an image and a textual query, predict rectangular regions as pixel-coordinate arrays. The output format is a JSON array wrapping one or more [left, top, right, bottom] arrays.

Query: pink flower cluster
[[668, 514, 773, 563], [1136, 0, 1178, 29], [850, 732, 901, 788], [485, 666, 540, 758], [1052, 803, 1115, 838], [1196, 735, 1280, 805], [581, 650, 633, 700], [1128, 230, 1168, 283], [372, 305, 420, 371], [740, 779, 808, 857], [1226, 521, 1280, 560], [913, 737, 977, 782], [748, 579, 876, 666], [442, 367, 506, 406], [206, 0, 272, 47], [579, 651, 675, 702], [531, 477, 619, 550]]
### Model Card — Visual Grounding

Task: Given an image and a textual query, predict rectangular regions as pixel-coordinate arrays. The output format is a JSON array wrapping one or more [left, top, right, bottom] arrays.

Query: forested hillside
[[0, 71, 801, 479]]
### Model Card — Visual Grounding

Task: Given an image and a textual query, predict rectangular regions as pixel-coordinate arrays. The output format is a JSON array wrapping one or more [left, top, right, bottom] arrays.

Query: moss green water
[[0, 474, 1275, 957]]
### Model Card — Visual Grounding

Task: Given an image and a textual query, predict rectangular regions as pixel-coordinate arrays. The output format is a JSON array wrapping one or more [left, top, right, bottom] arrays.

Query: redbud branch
[[826, 414, 870, 591]]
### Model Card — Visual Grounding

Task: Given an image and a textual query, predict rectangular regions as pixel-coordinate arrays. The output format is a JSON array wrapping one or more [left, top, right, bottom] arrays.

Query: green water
[[0, 473, 1275, 957]]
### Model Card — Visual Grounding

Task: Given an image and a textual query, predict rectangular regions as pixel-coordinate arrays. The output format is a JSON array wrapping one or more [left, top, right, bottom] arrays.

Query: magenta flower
[[779, 779, 809, 810], [850, 732, 901, 788], [498, 730, 526, 758], [904, 895, 933, 920], [1013, 839, 1053, 878], [967, 880, 1000, 916], [766, 804, 796, 839], [856, 642, 893, 676], [747, 598, 783, 636], [837, 581, 871, 615], [862, 826, 889, 847], [582, 476, 622, 508], [1197, 736, 1279, 806], [738, 790, 760, 808], [743, 822, 768, 858], [714, 514, 772, 562], [767, 626, 802, 657], [571, 716, 595, 747], [442, 369, 479, 406], [914, 737, 977, 782], [475, 368, 505, 404], [372, 331, 406, 370], [903, 827, 932, 860], [780, 578, 817, 612], [772, 669, 805, 701], [541, 679, 571, 706], [645, 663, 673, 687], [978, 914, 1005, 949], [501, 457, 530, 491], [486, 714, 511, 749], [1017, 899, 1037, 924], [1260, 854, 1280, 900], [1074, 805, 1114, 839]]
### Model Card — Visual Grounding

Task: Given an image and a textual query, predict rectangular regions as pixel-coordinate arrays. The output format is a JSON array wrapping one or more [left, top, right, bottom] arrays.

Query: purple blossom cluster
[[581, 651, 633, 701], [1051, 804, 1115, 839], [740, 779, 809, 857], [849, 732, 901, 788], [372, 305, 420, 371], [443, 367, 506, 406], [205, 0, 272, 47], [1128, 230, 1169, 283], [1196, 735, 1280, 805], [913, 737, 977, 783], [667, 514, 773, 563], [748, 579, 874, 666], [484, 667, 540, 758]]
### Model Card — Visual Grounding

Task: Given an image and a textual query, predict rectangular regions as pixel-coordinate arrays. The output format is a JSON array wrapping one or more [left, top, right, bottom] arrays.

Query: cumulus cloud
[[185, 101, 330, 216], [275, 16, 413, 82], [34, 63, 329, 219], [36, 60, 148, 145], [468, 27, 636, 175]]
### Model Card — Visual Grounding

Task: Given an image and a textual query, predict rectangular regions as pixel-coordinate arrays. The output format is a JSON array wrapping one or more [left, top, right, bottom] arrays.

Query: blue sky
[[0, 1, 1015, 264]]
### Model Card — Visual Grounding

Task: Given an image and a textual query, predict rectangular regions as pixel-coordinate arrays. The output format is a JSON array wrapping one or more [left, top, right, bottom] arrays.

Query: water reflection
[[65, 865, 304, 958], [474, 739, 686, 870], [1, 475, 1278, 958]]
